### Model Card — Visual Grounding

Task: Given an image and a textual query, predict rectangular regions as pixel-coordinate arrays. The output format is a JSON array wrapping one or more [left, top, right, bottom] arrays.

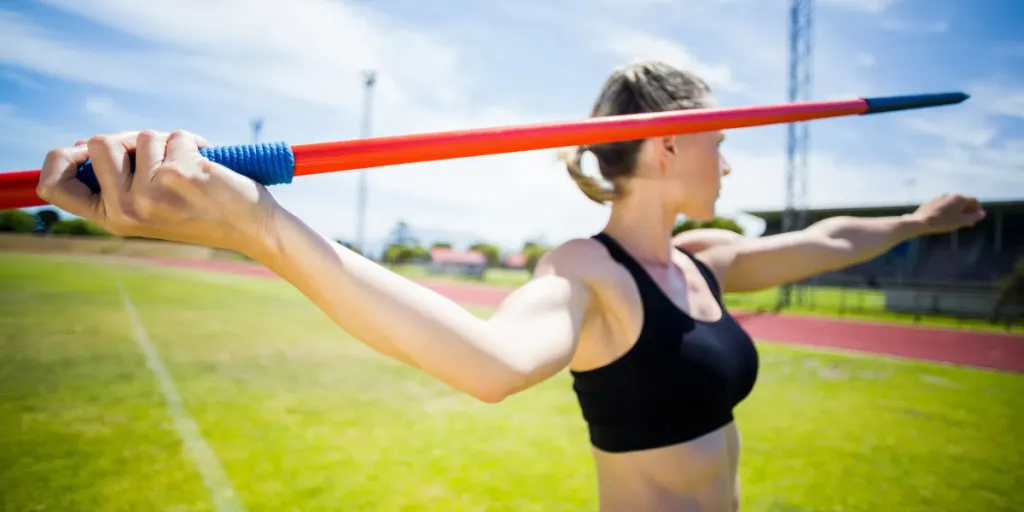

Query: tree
[[992, 256, 1024, 322], [469, 242, 501, 268], [431, 242, 452, 250], [522, 240, 550, 273], [408, 245, 430, 261], [383, 244, 429, 264], [672, 216, 744, 236], [0, 210, 37, 233], [34, 208, 61, 233], [387, 220, 419, 247], [50, 218, 112, 236]]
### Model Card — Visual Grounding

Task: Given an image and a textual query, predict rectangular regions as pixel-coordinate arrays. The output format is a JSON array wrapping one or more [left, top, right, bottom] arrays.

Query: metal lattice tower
[[779, 0, 813, 308]]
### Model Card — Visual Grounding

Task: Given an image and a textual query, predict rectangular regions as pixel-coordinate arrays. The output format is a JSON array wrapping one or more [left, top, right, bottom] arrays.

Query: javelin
[[0, 92, 968, 210]]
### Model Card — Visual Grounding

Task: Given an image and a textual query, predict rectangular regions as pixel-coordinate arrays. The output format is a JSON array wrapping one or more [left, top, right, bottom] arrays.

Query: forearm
[[244, 206, 522, 402], [807, 214, 929, 266], [719, 213, 931, 293]]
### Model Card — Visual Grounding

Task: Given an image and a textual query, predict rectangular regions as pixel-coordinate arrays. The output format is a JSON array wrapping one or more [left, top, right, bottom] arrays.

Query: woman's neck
[[602, 187, 678, 267]]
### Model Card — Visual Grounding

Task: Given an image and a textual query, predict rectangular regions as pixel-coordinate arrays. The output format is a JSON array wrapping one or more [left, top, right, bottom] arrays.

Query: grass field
[[2, 253, 1022, 511]]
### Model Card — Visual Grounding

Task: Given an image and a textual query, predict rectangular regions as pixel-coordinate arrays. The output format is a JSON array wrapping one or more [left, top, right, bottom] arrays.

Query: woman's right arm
[[253, 209, 595, 403], [36, 130, 595, 404]]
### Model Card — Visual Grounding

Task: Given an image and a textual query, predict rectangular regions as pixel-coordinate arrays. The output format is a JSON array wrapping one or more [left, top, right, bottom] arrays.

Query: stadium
[[743, 199, 1024, 321], [1, 0, 1022, 511]]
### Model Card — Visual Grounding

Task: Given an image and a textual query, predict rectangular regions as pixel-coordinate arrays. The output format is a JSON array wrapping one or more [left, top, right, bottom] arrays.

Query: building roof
[[504, 252, 527, 268], [747, 199, 1024, 221], [430, 247, 486, 265]]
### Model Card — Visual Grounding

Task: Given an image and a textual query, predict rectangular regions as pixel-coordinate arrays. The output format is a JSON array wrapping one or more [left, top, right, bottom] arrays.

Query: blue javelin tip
[[862, 92, 969, 115]]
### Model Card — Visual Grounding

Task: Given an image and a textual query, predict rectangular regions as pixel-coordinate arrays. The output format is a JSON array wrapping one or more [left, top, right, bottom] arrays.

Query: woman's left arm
[[697, 194, 987, 294]]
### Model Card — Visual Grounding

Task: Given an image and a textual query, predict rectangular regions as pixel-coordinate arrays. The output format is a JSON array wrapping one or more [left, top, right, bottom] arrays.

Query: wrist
[[233, 201, 286, 264], [896, 213, 932, 238]]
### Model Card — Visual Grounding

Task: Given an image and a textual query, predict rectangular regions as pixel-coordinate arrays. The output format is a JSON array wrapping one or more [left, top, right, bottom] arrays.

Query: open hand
[[36, 130, 279, 256], [909, 193, 986, 235]]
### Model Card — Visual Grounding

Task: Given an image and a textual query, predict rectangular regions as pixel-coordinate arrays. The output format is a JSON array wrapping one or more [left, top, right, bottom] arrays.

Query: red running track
[[123, 256, 1024, 374]]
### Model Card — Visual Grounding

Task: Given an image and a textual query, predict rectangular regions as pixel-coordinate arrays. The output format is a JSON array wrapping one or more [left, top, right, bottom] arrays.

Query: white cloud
[[911, 141, 1024, 189], [0, 103, 83, 151], [0, 69, 40, 89], [879, 19, 949, 33], [83, 96, 116, 117], [968, 82, 1024, 119], [900, 115, 998, 148], [820, 0, 902, 14], [600, 30, 747, 95], [3, 0, 608, 250], [890, 86, 1024, 194], [856, 52, 877, 68]]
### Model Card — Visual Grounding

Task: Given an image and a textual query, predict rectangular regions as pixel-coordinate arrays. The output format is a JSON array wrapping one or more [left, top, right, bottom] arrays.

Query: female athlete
[[35, 61, 984, 511]]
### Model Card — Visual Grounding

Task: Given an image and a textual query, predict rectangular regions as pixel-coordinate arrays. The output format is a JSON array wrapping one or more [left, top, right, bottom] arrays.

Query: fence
[[723, 275, 1023, 331]]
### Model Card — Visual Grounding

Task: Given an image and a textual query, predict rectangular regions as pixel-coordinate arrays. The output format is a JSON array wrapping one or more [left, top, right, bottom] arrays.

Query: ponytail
[[560, 145, 618, 205]]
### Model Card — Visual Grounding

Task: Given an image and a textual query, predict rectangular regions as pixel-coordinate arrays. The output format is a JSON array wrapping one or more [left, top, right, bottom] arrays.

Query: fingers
[[194, 133, 210, 149], [74, 130, 136, 147], [132, 130, 170, 216], [158, 130, 207, 188], [148, 130, 211, 206], [165, 130, 205, 168], [85, 131, 142, 218], [36, 145, 98, 220], [949, 194, 985, 225]]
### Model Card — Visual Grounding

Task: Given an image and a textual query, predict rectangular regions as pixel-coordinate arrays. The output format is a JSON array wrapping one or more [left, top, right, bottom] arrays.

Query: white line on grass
[[118, 280, 247, 512]]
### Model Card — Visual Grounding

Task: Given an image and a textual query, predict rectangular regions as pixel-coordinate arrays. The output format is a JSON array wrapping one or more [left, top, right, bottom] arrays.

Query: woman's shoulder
[[532, 236, 622, 282], [671, 228, 746, 254]]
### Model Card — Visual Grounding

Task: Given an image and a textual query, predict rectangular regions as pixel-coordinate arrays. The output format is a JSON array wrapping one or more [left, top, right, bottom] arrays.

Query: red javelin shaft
[[0, 92, 970, 210], [289, 99, 866, 176]]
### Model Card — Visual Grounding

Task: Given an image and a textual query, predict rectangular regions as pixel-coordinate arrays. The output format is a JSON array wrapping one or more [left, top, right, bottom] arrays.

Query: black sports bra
[[570, 232, 760, 453]]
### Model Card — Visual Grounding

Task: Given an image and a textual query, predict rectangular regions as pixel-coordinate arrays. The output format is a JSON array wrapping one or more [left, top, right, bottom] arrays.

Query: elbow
[[465, 368, 528, 404], [471, 388, 511, 404]]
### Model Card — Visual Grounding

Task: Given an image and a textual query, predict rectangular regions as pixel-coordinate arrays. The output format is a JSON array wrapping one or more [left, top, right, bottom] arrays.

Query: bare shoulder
[[672, 228, 746, 253], [489, 237, 619, 323], [534, 237, 621, 282], [673, 229, 748, 286]]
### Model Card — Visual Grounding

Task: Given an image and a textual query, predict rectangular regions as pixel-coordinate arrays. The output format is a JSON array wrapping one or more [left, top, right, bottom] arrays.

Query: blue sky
[[2, 0, 1022, 253]]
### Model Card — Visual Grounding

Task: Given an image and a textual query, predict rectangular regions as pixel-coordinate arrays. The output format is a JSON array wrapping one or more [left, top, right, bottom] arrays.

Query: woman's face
[[661, 129, 732, 222]]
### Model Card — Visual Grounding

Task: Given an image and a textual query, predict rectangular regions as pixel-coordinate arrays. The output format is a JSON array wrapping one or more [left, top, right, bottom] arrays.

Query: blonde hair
[[561, 60, 713, 205]]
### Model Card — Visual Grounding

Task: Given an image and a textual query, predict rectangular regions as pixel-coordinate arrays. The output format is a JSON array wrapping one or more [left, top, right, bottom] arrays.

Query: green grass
[[1, 252, 1022, 511], [386, 263, 532, 287]]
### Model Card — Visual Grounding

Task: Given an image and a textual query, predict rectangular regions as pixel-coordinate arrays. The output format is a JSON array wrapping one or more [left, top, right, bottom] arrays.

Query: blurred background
[[1, 1, 1022, 511]]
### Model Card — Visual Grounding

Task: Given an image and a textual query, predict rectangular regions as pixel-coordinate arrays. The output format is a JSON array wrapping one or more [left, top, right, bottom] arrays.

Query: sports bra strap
[[592, 232, 724, 302], [591, 233, 662, 296], [592, 233, 640, 270]]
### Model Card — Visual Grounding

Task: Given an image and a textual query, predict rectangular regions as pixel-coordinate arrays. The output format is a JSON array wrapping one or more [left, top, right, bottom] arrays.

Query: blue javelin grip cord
[[74, 141, 296, 193]]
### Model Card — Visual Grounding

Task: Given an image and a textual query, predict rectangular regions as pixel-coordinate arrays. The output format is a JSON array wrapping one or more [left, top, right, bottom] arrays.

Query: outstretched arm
[[697, 194, 986, 293], [35, 130, 593, 404]]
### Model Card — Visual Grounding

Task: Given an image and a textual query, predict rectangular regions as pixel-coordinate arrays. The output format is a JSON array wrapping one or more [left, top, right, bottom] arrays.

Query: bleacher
[[748, 200, 1024, 290]]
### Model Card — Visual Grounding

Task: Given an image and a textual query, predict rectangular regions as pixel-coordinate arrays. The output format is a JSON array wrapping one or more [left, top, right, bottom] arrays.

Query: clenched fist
[[36, 130, 280, 256], [908, 193, 986, 235]]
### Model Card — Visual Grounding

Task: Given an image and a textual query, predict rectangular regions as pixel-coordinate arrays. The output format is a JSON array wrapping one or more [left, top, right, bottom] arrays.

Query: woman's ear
[[662, 135, 676, 155]]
